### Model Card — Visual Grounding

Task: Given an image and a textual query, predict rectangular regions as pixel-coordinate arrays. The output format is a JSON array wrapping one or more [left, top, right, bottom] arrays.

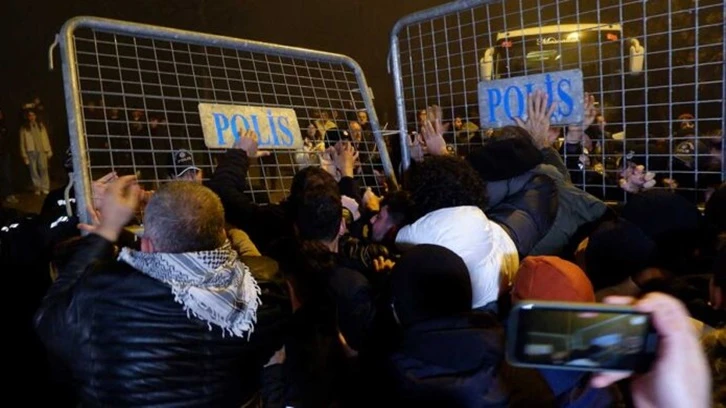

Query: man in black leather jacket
[[35, 176, 288, 407]]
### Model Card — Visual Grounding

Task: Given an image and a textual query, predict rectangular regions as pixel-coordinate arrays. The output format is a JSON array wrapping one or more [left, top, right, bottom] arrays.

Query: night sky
[[0, 0, 449, 164]]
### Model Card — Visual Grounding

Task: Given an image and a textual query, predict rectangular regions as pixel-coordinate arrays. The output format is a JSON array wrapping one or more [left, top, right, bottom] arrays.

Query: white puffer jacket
[[396, 206, 519, 309]]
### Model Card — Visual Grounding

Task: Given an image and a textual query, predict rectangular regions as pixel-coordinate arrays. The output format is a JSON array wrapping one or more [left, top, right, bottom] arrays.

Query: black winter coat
[[385, 312, 555, 407], [485, 172, 558, 258], [35, 234, 288, 407]]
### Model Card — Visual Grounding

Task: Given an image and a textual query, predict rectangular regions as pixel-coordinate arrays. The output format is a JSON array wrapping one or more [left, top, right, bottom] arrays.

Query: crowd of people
[[411, 95, 723, 203], [1, 88, 725, 407]]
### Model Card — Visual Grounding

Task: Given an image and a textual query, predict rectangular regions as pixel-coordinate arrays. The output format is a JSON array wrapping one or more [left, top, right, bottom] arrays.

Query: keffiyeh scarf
[[118, 241, 261, 338]]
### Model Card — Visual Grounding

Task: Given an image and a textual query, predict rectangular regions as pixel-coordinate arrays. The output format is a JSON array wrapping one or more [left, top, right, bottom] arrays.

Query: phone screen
[[508, 302, 658, 372]]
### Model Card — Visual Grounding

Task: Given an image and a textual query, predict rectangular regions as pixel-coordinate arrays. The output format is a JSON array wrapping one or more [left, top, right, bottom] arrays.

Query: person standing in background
[[0, 109, 18, 204], [20, 109, 52, 195]]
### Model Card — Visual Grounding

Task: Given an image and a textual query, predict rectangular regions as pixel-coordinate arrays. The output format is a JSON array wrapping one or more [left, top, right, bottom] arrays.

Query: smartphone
[[507, 301, 658, 373]]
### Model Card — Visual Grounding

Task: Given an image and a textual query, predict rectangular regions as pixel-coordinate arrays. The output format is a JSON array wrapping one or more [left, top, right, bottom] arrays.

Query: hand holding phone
[[591, 294, 711, 408]]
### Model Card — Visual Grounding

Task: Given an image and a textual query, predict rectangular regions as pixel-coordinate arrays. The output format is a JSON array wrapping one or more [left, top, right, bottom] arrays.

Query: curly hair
[[407, 155, 488, 222]]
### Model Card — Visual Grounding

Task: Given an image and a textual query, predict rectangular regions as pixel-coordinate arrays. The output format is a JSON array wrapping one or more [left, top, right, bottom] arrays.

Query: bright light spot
[[630, 315, 647, 326], [566, 32, 580, 41], [50, 216, 70, 229]]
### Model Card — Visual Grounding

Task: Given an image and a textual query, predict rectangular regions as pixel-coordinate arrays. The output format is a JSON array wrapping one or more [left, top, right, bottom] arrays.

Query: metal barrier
[[58, 17, 397, 224], [390, 0, 724, 204]]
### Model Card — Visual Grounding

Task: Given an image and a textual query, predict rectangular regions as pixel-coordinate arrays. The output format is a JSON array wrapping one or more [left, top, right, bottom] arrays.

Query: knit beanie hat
[[585, 219, 656, 290], [467, 126, 543, 182], [391, 244, 472, 327], [512, 256, 595, 303]]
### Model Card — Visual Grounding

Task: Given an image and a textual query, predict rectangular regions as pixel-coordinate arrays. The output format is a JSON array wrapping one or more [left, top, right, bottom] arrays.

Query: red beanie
[[512, 256, 596, 303]]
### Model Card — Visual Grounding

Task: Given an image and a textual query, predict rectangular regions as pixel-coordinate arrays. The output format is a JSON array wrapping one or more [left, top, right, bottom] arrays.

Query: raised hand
[[408, 132, 426, 163], [421, 105, 449, 156], [581, 93, 597, 129], [92, 171, 119, 211], [515, 90, 557, 149], [619, 163, 656, 194], [319, 146, 338, 180], [567, 93, 597, 144], [333, 141, 359, 178], [233, 129, 271, 159], [80, 175, 141, 242]]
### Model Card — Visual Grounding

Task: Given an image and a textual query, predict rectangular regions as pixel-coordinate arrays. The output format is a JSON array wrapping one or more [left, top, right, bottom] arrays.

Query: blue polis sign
[[478, 69, 584, 128], [199, 103, 303, 149]]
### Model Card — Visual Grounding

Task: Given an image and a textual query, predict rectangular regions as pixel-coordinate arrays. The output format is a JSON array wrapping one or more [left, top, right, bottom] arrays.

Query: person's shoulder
[[330, 265, 370, 286], [75, 260, 169, 301]]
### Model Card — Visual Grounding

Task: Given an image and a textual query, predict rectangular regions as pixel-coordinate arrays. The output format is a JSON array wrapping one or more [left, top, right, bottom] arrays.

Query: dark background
[[0, 0, 449, 180]]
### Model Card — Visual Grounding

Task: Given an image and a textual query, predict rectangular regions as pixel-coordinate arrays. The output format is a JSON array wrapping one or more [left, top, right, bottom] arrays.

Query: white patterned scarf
[[118, 241, 261, 338]]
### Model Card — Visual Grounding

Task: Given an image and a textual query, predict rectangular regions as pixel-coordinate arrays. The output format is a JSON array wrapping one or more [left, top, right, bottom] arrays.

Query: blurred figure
[[0, 108, 18, 204], [708, 249, 726, 320], [676, 112, 695, 138], [381, 245, 554, 406], [582, 219, 660, 299], [705, 183, 726, 250], [512, 256, 621, 407], [129, 108, 146, 136], [35, 178, 286, 407], [621, 190, 702, 276], [701, 329, 726, 408], [20, 109, 52, 195], [369, 190, 413, 246], [356, 110, 372, 132], [453, 114, 480, 145], [313, 110, 337, 139], [348, 120, 363, 144]]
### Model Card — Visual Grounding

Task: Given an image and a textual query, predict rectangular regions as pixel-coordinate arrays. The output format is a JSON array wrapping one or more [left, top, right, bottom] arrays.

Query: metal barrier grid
[[59, 17, 397, 224], [390, 0, 725, 204]]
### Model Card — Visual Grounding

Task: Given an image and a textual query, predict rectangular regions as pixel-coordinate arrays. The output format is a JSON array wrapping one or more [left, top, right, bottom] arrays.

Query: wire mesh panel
[[59, 17, 396, 223], [390, 0, 724, 204]]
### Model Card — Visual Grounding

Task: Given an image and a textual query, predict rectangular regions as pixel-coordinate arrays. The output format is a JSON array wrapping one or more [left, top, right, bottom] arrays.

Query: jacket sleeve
[[34, 234, 115, 363], [41, 126, 52, 154], [261, 364, 286, 408], [556, 142, 586, 174], [328, 267, 376, 352], [540, 147, 571, 182], [19, 129, 27, 160], [205, 149, 287, 253], [486, 175, 558, 258]]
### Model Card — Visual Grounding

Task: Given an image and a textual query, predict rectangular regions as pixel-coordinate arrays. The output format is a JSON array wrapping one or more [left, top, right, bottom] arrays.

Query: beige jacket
[[20, 124, 52, 160]]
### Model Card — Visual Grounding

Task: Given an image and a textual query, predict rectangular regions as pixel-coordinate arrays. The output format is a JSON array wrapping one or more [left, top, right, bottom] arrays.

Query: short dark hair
[[143, 182, 226, 253], [287, 167, 342, 242], [295, 186, 342, 242], [380, 190, 413, 226], [407, 155, 488, 221]]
